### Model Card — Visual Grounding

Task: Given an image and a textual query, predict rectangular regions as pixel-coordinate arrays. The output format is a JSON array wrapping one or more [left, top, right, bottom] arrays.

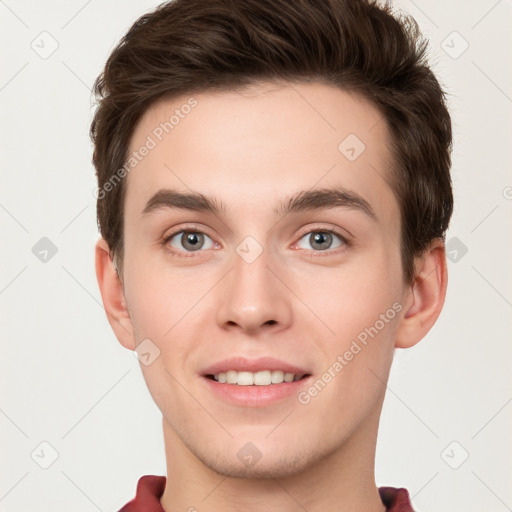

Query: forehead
[[124, 81, 397, 225]]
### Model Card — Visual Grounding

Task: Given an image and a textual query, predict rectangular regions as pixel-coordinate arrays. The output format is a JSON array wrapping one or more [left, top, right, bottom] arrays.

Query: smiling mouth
[[205, 370, 311, 386]]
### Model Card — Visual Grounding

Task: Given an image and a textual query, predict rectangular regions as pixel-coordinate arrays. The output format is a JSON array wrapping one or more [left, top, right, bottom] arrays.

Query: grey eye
[[296, 231, 343, 251], [169, 231, 214, 252]]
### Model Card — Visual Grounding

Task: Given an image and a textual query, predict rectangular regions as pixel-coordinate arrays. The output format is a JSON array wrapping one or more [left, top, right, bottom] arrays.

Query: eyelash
[[162, 224, 351, 259]]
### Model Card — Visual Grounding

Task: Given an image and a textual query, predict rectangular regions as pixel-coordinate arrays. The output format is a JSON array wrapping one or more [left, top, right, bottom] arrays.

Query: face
[[120, 81, 409, 477]]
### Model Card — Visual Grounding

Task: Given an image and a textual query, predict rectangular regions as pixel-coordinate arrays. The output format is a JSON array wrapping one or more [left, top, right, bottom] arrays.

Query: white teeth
[[212, 370, 301, 385], [283, 372, 294, 382], [270, 370, 284, 384], [226, 370, 237, 384], [254, 371, 271, 385], [237, 371, 254, 386]]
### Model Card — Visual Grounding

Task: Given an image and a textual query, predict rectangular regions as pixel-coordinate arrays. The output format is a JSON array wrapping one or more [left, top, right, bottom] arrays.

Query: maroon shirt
[[118, 475, 415, 511]]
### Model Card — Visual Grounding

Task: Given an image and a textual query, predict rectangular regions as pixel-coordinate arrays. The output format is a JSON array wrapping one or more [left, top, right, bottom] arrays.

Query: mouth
[[200, 356, 313, 406], [202, 371, 313, 407], [205, 370, 311, 386]]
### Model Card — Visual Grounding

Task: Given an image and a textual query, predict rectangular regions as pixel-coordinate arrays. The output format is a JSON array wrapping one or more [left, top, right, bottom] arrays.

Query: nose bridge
[[215, 238, 291, 332]]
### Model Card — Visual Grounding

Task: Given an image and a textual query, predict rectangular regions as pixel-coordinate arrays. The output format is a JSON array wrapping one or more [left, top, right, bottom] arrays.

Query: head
[[92, 0, 452, 479]]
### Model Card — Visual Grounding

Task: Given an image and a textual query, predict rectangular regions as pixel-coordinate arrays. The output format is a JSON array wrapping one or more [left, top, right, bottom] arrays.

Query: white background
[[0, 1, 511, 511]]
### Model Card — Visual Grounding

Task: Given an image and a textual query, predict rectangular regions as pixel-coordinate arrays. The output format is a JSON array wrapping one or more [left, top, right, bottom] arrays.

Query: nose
[[215, 244, 292, 335]]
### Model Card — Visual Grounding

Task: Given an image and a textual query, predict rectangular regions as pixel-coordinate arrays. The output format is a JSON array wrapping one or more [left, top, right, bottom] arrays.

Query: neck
[[159, 409, 386, 512]]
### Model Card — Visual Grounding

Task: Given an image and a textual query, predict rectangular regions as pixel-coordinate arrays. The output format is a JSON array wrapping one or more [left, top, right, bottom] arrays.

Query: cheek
[[299, 253, 403, 400], [306, 260, 402, 339], [123, 255, 207, 337], [305, 306, 400, 420]]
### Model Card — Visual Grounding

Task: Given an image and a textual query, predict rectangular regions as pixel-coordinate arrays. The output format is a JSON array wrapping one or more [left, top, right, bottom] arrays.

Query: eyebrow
[[141, 186, 377, 221]]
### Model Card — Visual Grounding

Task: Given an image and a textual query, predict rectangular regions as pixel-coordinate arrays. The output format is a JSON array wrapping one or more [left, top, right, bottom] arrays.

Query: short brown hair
[[90, 0, 453, 284]]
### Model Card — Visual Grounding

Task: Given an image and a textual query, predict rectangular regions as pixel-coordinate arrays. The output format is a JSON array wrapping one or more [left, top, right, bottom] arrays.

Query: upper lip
[[202, 357, 310, 376]]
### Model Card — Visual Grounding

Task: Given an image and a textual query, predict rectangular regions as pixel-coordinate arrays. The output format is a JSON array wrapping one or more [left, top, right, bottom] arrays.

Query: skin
[[95, 81, 447, 512]]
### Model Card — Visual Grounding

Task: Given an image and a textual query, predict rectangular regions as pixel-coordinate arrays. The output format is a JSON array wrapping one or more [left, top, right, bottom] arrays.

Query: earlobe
[[94, 238, 135, 350], [395, 239, 448, 349]]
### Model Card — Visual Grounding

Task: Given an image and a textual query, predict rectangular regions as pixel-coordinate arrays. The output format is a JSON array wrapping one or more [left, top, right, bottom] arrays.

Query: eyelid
[[294, 223, 352, 244], [163, 223, 215, 242]]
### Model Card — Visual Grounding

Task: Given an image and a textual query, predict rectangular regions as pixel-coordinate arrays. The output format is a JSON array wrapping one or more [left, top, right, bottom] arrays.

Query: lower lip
[[202, 376, 312, 407]]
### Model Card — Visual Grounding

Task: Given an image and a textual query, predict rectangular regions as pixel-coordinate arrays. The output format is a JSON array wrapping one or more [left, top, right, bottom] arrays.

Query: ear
[[395, 238, 448, 348], [95, 237, 135, 350]]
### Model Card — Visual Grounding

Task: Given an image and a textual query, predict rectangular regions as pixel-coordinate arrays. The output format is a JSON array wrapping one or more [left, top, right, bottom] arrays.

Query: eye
[[295, 230, 346, 251], [167, 230, 215, 253]]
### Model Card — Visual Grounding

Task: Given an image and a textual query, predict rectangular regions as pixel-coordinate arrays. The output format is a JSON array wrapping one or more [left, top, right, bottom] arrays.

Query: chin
[[196, 443, 319, 480]]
